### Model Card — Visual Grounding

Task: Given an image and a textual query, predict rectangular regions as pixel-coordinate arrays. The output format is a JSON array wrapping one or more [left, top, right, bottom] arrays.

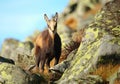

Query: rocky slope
[[50, 0, 120, 84]]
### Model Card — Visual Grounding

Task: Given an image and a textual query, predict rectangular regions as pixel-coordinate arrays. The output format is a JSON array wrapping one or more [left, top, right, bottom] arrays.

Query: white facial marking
[[49, 21, 54, 31]]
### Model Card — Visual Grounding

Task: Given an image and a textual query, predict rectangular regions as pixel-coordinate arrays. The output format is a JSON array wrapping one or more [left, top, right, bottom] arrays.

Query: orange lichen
[[64, 17, 78, 30], [83, 4, 102, 19]]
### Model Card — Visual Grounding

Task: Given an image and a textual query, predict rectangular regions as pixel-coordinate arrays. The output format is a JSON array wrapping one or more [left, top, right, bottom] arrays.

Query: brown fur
[[34, 29, 54, 71], [35, 30, 54, 54], [31, 12, 61, 73]]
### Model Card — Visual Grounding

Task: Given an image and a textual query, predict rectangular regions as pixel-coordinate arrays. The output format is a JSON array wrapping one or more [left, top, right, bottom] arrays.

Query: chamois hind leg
[[35, 54, 40, 70], [34, 45, 41, 72], [40, 52, 46, 73]]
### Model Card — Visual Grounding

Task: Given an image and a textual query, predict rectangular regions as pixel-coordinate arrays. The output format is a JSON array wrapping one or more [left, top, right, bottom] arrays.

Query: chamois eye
[[47, 24, 50, 28]]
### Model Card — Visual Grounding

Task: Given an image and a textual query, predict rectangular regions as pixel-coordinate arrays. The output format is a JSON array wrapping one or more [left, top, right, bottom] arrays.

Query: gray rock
[[0, 38, 34, 69], [0, 39, 19, 59], [56, 0, 120, 83], [0, 63, 47, 84]]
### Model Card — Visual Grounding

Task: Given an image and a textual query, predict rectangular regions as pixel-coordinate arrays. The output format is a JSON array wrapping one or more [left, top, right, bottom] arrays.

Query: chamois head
[[44, 12, 58, 34]]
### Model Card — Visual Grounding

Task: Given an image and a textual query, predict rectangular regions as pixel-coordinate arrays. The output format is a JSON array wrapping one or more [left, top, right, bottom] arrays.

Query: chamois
[[33, 12, 61, 72]]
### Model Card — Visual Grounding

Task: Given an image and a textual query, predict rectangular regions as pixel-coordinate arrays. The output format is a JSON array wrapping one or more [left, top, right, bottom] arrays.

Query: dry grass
[[61, 29, 85, 61], [72, 28, 85, 43], [114, 79, 120, 84], [61, 41, 80, 60], [92, 64, 120, 80]]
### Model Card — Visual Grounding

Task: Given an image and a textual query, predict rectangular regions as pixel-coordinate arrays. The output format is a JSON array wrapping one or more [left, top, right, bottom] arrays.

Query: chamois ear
[[54, 12, 58, 21], [44, 14, 49, 23]]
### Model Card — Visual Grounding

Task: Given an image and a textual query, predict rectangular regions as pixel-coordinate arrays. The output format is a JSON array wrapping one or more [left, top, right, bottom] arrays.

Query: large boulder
[[0, 39, 34, 69], [14, 41, 34, 69], [0, 63, 47, 84], [50, 0, 120, 83], [0, 39, 19, 58], [58, 0, 109, 48]]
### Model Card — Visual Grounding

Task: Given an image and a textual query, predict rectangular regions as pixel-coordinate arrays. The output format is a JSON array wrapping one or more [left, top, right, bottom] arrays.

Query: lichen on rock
[[0, 63, 47, 84], [0, 39, 34, 69], [55, 0, 120, 83]]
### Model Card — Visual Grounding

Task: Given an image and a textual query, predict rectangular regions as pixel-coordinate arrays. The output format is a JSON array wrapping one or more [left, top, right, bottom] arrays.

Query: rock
[[0, 38, 19, 58], [0, 38, 34, 69], [55, 0, 120, 83], [64, 17, 78, 30], [28, 74, 47, 84], [78, 75, 108, 84], [61, 0, 109, 30], [58, 75, 107, 84], [50, 49, 78, 72], [57, 0, 109, 48], [15, 41, 34, 69], [50, 61, 69, 74], [0, 56, 15, 64], [49, 49, 77, 82], [0, 63, 47, 84]]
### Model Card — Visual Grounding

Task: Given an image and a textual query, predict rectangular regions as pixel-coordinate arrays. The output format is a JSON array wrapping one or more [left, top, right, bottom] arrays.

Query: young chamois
[[33, 12, 61, 73]]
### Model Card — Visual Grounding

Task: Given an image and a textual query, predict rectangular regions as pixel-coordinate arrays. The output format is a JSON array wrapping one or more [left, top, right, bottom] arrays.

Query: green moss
[[112, 25, 120, 31], [110, 25, 120, 36], [106, 20, 112, 24], [107, 13, 112, 16], [95, 22, 101, 26], [85, 28, 99, 39], [1, 71, 12, 80], [96, 14, 102, 21], [0, 64, 5, 71], [109, 25, 113, 28], [65, 31, 101, 78], [58, 26, 104, 82], [18, 42, 24, 47], [118, 41, 120, 45], [109, 37, 120, 45], [101, 11, 105, 14]]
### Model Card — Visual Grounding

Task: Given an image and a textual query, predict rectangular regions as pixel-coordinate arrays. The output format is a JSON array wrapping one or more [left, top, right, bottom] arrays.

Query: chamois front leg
[[46, 55, 54, 71], [40, 61, 45, 73], [46, 58, 51, 69], [54, 55, 60, 66]]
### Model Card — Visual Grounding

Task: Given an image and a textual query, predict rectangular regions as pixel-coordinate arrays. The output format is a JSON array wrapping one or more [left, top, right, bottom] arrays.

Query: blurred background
[[0, 0, 69, 48], [0, 0, 110, 50]]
